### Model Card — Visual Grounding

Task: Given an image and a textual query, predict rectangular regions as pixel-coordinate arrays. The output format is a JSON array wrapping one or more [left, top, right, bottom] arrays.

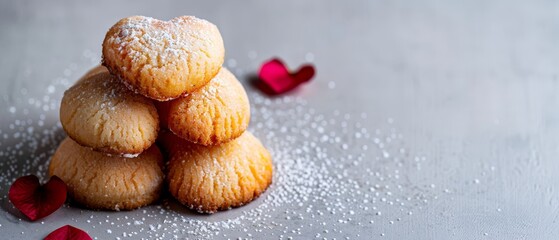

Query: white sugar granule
[[0, 53, 464, 239]]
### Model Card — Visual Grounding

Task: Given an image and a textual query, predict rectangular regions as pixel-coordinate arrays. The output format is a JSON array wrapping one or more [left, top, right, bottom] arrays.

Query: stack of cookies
[[49, 16, 273, 213]]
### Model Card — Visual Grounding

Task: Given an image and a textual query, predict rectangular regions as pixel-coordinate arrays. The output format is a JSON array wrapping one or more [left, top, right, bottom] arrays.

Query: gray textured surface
[[2, 0, 559, 239]]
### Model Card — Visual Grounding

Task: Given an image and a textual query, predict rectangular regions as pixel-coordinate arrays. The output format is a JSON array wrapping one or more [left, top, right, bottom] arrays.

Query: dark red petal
[[258, 58, 315, 94], [9, 175, 42, 220], [44, 225, 92, 240], [258, 58, 291, 93], [39, 176, 67, 219], [8, 175, 67, 221], [293, 65, 315, 84]]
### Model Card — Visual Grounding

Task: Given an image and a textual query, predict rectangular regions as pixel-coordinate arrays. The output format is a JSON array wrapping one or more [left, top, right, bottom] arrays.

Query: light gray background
[[2, 0, 559, 239]]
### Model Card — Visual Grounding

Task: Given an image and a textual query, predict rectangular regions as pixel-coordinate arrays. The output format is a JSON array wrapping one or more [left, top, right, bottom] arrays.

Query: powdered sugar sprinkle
[[0, 52, 456, 239]]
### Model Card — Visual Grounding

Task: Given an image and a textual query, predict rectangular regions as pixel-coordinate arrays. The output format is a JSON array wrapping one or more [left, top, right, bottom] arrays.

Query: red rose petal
[[8, 175, 67, 221], [258, 58, 315, 94], [44, 225, 92, 240]]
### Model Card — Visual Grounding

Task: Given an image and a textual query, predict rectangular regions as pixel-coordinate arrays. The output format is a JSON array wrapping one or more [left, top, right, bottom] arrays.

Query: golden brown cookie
[[77, 65, 108, 83], [102, 15, 225, 101], [60, 72, 159, 157], [161, 131, 273, 213], [49, 137, 164, 210], [158, 68, 250, 146]]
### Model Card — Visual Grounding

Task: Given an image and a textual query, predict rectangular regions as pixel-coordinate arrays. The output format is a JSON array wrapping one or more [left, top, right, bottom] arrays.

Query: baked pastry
[[77, 65, 108, 83], [161, 131, 273, 213], [60, 72, 159, 157], [49, 137, 164, 210], [102, 16, 225, 101], [158, 68, 250, 145]]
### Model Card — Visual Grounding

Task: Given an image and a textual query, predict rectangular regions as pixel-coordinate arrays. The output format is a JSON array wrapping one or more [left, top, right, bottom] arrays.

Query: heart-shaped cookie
[[8, 175, 67, 221], [102, 16, 224, 101], [258, 58, 315, 94]]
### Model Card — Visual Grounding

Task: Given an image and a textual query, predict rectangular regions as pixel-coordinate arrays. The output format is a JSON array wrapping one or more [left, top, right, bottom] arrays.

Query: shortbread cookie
[[76, 65, 108, 83], [162, 131, 273, 213], [60, 72, 159, 156], [159, 68, 250, 146], [102, 16, 225, 101], [49, 138, 164, 210]]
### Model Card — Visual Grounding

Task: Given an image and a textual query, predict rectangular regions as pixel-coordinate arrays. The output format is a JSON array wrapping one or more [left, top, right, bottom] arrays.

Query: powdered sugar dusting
[[0, 53, 474, 239], [120, 153, 141, 158], [106, 16, 213, 68], [71, 74, 126, 113]]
